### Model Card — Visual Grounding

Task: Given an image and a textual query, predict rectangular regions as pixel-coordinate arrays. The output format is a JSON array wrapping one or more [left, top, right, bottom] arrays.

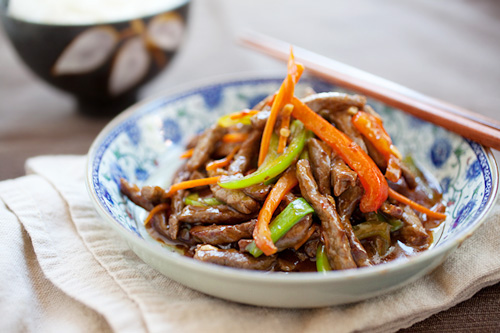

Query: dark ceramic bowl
[[0, 0, 190, 115]]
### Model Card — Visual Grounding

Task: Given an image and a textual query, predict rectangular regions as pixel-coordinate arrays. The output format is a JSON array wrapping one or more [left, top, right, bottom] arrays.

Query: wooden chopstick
[[238, 31, 500, 150]]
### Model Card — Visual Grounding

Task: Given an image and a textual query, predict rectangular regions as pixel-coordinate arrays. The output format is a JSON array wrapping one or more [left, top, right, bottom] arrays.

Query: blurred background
[[0, 0, 499, 330]]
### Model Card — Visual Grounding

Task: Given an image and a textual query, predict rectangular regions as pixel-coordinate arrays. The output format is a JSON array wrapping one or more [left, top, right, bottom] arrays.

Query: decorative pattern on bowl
[[87, 75, 498, 307]]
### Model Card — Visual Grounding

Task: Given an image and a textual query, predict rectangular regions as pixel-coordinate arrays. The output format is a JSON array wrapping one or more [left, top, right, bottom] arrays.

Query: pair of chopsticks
[[238, 31, 500, 151]]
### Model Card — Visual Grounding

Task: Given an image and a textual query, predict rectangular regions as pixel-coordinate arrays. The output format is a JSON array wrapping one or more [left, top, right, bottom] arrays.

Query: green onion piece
[[246, 198, 314, 257], [202, 197, 222, 206], [353, 221, 391, 255], [219, 120, 308, 189], [387, 218, 403, 232], [366, 211, 403, 232], [184, 193, 204, 206], [316, 244, 331, 272], [184, 193, 222, 207]]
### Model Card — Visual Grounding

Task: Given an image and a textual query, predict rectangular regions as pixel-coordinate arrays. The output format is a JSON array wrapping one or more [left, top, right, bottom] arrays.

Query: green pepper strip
[[365, 212, 403, 232], [316, 244, 331, 272], [353, 221, 391, 255], [219, 120, 308, 189], [184, 193, 222, 207], [246, 198, 314, 257]]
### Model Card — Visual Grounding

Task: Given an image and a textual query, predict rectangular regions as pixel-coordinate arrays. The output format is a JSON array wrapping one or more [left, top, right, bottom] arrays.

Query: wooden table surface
[[1, 0, 499, 331]]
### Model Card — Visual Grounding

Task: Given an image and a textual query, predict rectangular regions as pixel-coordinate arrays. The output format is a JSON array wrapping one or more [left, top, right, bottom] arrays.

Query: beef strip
[[150, 211, 170, 239], [272, 192, 314, 251], [238, 239, 253, 252], [178, 205, 256, 224], [363, 104, 383, 121], [167, 169, 191, 239], [400, 163, 418, 190], [228, 128, 262, 174], [186, 124, 225, 171], [307, 138, 332, 195], [120, 178, 166, 211], [302, 92, 366, 115], [214, 141, 240, 159], [250, 110, 270, 130], [329, 111, 368, 152], [242, 183, 272, 201], [275, 215, 313, 251], [194, 245, 275, 270], [401, 205, 430, 247], [364, 139, 386, 170], [296, 159, 357, 270], [330, 153, 358, 197], [207, 169, 260, 214], [190, 219, 256, 245], [380, 201, 404, 219], [336, 185, 372, 267]]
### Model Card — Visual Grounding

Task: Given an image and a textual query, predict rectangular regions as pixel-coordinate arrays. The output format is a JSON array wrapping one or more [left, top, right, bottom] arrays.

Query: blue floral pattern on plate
[[89, 76, 497, 253]]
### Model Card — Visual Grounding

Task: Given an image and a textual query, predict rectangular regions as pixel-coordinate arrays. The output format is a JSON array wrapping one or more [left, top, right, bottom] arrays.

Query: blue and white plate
[[86, 74, 498, 307]]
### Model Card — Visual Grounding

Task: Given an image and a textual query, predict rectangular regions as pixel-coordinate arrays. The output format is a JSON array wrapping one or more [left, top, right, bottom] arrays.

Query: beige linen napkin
[[1, 155, 500, 333]]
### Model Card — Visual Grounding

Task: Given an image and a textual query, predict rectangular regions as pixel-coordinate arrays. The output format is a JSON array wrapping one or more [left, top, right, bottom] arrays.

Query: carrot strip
[[293, 224, 316, 250], [222, 133, 248, 143], [277, 104, 294, 153], [388, 188, 447, 220], [258, 48, 304, 166], [206, 145, 240, 171], [229, 109, 259, 120], [180, 148, 194, 159], [352, 111, 402, 181], [165, 176, 221, 197], [144, 203, 169, 225], [254, 167, 298, 256]]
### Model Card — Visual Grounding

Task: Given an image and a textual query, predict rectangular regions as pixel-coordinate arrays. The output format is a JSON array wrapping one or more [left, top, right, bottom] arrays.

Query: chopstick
[[238, 31, 500, 151]]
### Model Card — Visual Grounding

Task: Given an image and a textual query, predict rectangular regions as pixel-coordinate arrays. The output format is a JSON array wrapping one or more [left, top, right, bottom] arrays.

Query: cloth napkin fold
[[1, 155, 499, 333]]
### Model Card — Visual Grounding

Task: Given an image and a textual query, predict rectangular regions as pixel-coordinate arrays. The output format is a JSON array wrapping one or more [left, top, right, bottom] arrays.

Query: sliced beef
[[120, 178, 166, 211], [186, 124, 225, 171], [401, 205, 430, 247], [331, 153, 358, 197], [207, 169, 260, 214], [296, 159, 356, 270], [336, 185, 372, 267], [380, 201, 404, 219], [228, 128, 262, 174], [364, 139, 387, 170], [178, 205, 256, 224], [167, 169, 191, 239], [307, 138, 332, 195], [242, 183, 272, 201], [194, 245, 275, 270], [190, 220, 256, 245], [275, 215, 313, 251], [400, 163, 418, 190], [330, 111, 368, 152], [251, 110, 270, 130], [214, 141, 240, 159], [302, 92, 366, 115]]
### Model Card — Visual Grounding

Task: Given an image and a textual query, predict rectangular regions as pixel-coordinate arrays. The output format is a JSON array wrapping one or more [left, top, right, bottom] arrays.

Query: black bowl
[[0, 0, 190, 115]]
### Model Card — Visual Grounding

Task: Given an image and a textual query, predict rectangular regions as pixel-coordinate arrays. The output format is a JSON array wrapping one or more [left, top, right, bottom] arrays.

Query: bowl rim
[[0, 0, 190, 27], [86, 71, 500, 284]]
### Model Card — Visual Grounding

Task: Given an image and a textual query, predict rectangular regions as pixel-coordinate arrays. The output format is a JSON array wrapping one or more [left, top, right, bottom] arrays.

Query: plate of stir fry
[[87, 51, 498, 307]]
